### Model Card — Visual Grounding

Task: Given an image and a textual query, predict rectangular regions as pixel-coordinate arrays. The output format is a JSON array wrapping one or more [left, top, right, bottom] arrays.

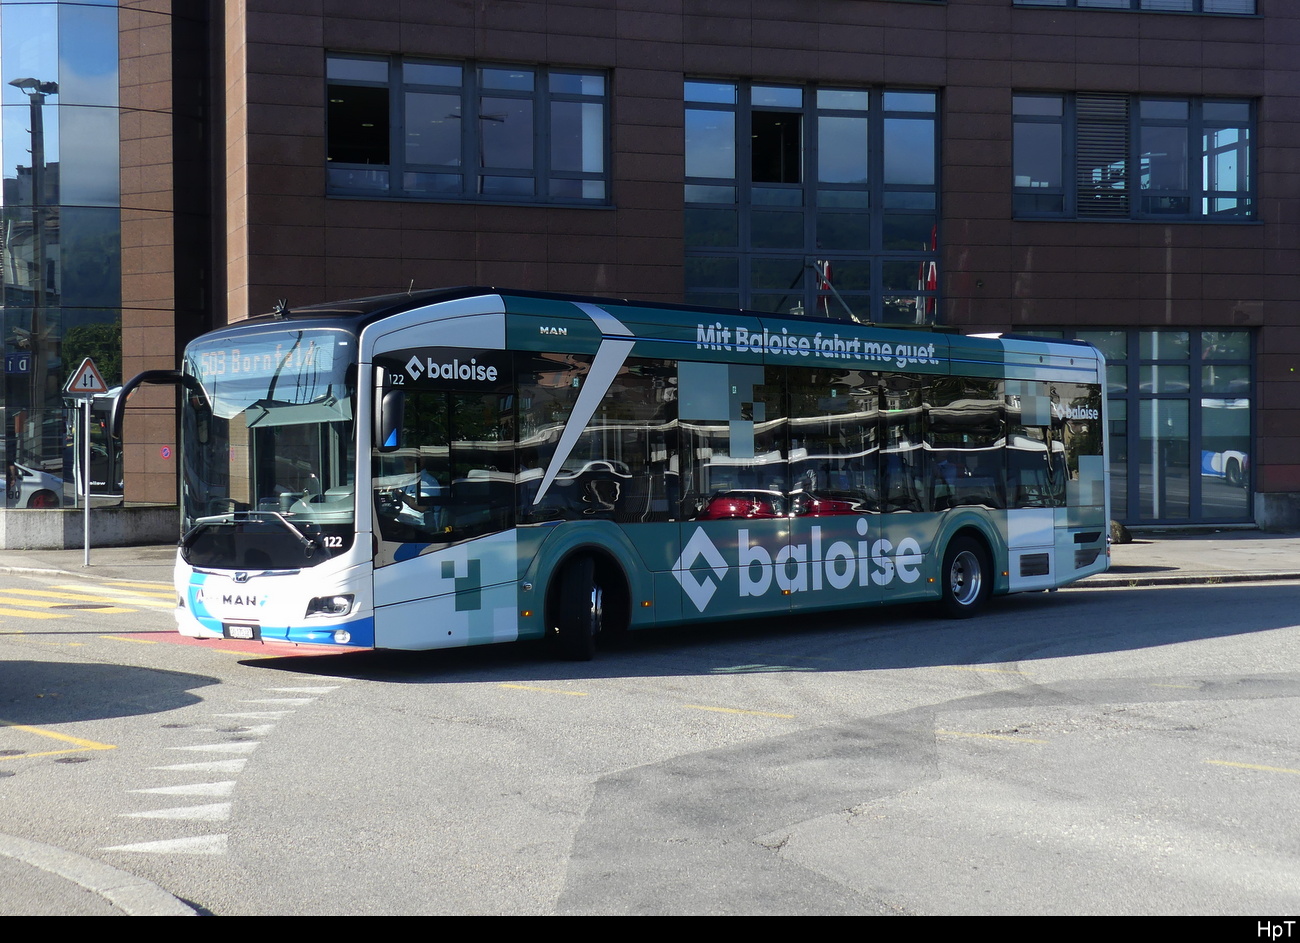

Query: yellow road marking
[[52, 584, 174, 604], [0, 607, 68, 619], [499, 683, 588, 697], [0, 601, 136, 615], [1206, 759, 1300, 776], [99, 635, 159, 645], [4, 639, 84, 647], [937, 729, 1050, 744], [103, 580, 173, 591], [3, 588, 134, 603], [2, 747, 101, 759], [0, 596, 69, 608], [0, 720, 116, 760], [684, 704, 796, 719]]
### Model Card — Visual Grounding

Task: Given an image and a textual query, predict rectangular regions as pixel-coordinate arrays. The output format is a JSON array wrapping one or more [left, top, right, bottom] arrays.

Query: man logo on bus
[[672, 523, 923, 613]]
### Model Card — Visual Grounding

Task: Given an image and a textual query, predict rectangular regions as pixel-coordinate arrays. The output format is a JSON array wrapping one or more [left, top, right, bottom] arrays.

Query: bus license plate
[[223, 623, 260, 641]]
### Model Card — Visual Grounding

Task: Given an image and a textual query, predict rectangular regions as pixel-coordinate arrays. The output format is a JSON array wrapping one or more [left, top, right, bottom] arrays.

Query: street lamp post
[[7, 78, 58, 490]]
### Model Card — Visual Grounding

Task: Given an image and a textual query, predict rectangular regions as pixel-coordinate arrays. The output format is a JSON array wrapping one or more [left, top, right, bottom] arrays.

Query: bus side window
[[881, 375, 925, 512], [518, 355, 678, 524], [678, 361, 784, 519], [1006, 381, 1065, 509], [786, 367, 880, 514], [373, 387, 513, 543]]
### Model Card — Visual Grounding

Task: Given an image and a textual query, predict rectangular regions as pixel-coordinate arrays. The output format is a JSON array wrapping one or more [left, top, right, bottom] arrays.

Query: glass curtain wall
[[1075, 329, 1252, 525], [0, 0, 121, 507]]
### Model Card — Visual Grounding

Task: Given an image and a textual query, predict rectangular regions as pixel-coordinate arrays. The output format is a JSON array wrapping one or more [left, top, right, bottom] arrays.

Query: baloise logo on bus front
[[671, 522, 922, 612]]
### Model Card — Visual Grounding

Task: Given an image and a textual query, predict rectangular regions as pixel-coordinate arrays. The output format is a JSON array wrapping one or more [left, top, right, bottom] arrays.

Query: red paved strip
[[114, 631, 350, 657]]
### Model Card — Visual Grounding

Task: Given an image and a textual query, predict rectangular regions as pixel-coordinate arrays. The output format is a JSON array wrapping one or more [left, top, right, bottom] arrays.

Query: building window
[[685, 82, 940, 325], [1014, 1, 1254, 13], [1013, 94, 1254, 220], [326, 55, 609, 203]]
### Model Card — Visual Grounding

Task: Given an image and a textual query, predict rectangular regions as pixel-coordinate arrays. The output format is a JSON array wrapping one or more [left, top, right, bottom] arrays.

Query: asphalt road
[[2, 567, 1299, 915]]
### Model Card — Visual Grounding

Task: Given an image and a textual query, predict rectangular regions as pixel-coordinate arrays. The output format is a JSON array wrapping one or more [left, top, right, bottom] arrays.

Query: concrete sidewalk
[[1090, 529, 1300, 588], [0, 544, 178, 584]]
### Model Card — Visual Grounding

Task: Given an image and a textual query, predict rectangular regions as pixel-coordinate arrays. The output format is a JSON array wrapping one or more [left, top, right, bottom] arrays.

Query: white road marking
[[131, 781, 236, 798], [121, 803, 231, 822], [150, 759, 248, 773], [168, 741, 260, 755], [104, 834, 228, 856]]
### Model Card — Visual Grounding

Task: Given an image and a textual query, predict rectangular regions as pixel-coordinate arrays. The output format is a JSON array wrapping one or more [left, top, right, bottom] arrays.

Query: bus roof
[[213, 287, 1102, 382]]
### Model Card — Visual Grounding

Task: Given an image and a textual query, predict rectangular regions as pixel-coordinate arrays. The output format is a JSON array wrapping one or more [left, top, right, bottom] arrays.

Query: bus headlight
[[306, 594, 354, 618]]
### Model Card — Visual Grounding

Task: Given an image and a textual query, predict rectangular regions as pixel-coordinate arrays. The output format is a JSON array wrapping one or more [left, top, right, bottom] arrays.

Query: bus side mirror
[[111, 369, 182, 440], [374, 367, 404, 452]]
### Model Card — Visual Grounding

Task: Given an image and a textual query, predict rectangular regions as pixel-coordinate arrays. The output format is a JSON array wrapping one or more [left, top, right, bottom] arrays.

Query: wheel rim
[[28, 491, 57, 509], [949, 550, 982, 607]]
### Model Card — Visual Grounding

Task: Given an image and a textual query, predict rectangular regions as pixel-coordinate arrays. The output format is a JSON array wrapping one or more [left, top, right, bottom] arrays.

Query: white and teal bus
[[124, 288, 1109, 660]]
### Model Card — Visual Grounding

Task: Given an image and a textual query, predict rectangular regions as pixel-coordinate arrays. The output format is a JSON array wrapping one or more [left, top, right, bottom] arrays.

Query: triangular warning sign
[[65, 357, 109, 396]]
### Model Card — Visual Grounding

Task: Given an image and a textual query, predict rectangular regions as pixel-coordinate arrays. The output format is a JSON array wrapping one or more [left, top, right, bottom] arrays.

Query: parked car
[[696, 489, 789, 520], [696, 488, 869, 521], [7, 462, 62, 508]]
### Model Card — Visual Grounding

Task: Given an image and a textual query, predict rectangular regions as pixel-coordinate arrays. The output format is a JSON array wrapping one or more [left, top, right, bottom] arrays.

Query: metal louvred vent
[[1076, 93, 1129, 218]]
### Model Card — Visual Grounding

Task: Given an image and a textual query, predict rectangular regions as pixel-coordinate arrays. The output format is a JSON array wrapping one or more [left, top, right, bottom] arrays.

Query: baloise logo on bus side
[[406, 355, 499, 383], [383, 348, 512, 388], [671, 522, 923, 612]]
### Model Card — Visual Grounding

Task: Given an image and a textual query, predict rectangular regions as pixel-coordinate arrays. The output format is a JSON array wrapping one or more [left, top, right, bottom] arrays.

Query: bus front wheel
[[554, 556, 602, 661], [940, 536, 990, 619]]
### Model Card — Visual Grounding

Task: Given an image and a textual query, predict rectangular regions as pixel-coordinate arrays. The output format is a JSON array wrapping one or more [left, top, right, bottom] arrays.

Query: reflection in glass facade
[[685, 82, 940, 324], [0, 0, 121, 506], [1073, 329, 1253, 525]]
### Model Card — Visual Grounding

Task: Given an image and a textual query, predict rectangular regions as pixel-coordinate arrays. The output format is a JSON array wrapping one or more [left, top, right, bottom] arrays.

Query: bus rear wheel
[[554, 556, 602, 661], [940, 536, 990, 619]]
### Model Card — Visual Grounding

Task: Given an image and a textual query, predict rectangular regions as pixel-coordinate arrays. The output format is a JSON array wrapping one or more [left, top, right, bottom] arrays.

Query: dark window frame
[[1013, 0, 1255, 13], [685, 81, 941, 325], [1013, 93, 1256, 222], [326, 54, 611, 206]]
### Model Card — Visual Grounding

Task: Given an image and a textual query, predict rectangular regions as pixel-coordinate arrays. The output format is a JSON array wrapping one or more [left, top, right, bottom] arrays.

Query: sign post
[[63, 358, 109, 567]]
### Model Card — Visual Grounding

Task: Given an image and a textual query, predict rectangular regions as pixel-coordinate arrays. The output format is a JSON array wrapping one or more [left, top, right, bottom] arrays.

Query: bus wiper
[[182, 510, 319, 558]]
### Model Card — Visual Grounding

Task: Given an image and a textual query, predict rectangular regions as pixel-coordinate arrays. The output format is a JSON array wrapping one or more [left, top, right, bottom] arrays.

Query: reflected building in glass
[[0, 0, 210, 509], [1, 0, 123, 502]]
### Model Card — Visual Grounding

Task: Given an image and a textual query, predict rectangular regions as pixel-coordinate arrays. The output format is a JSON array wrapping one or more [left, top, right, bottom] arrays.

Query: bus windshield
[[180, 326, 357, 569]]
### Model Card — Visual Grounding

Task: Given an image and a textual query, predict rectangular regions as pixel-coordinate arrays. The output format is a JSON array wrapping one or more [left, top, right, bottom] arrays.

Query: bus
[[119, 288, 1109, 660]]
